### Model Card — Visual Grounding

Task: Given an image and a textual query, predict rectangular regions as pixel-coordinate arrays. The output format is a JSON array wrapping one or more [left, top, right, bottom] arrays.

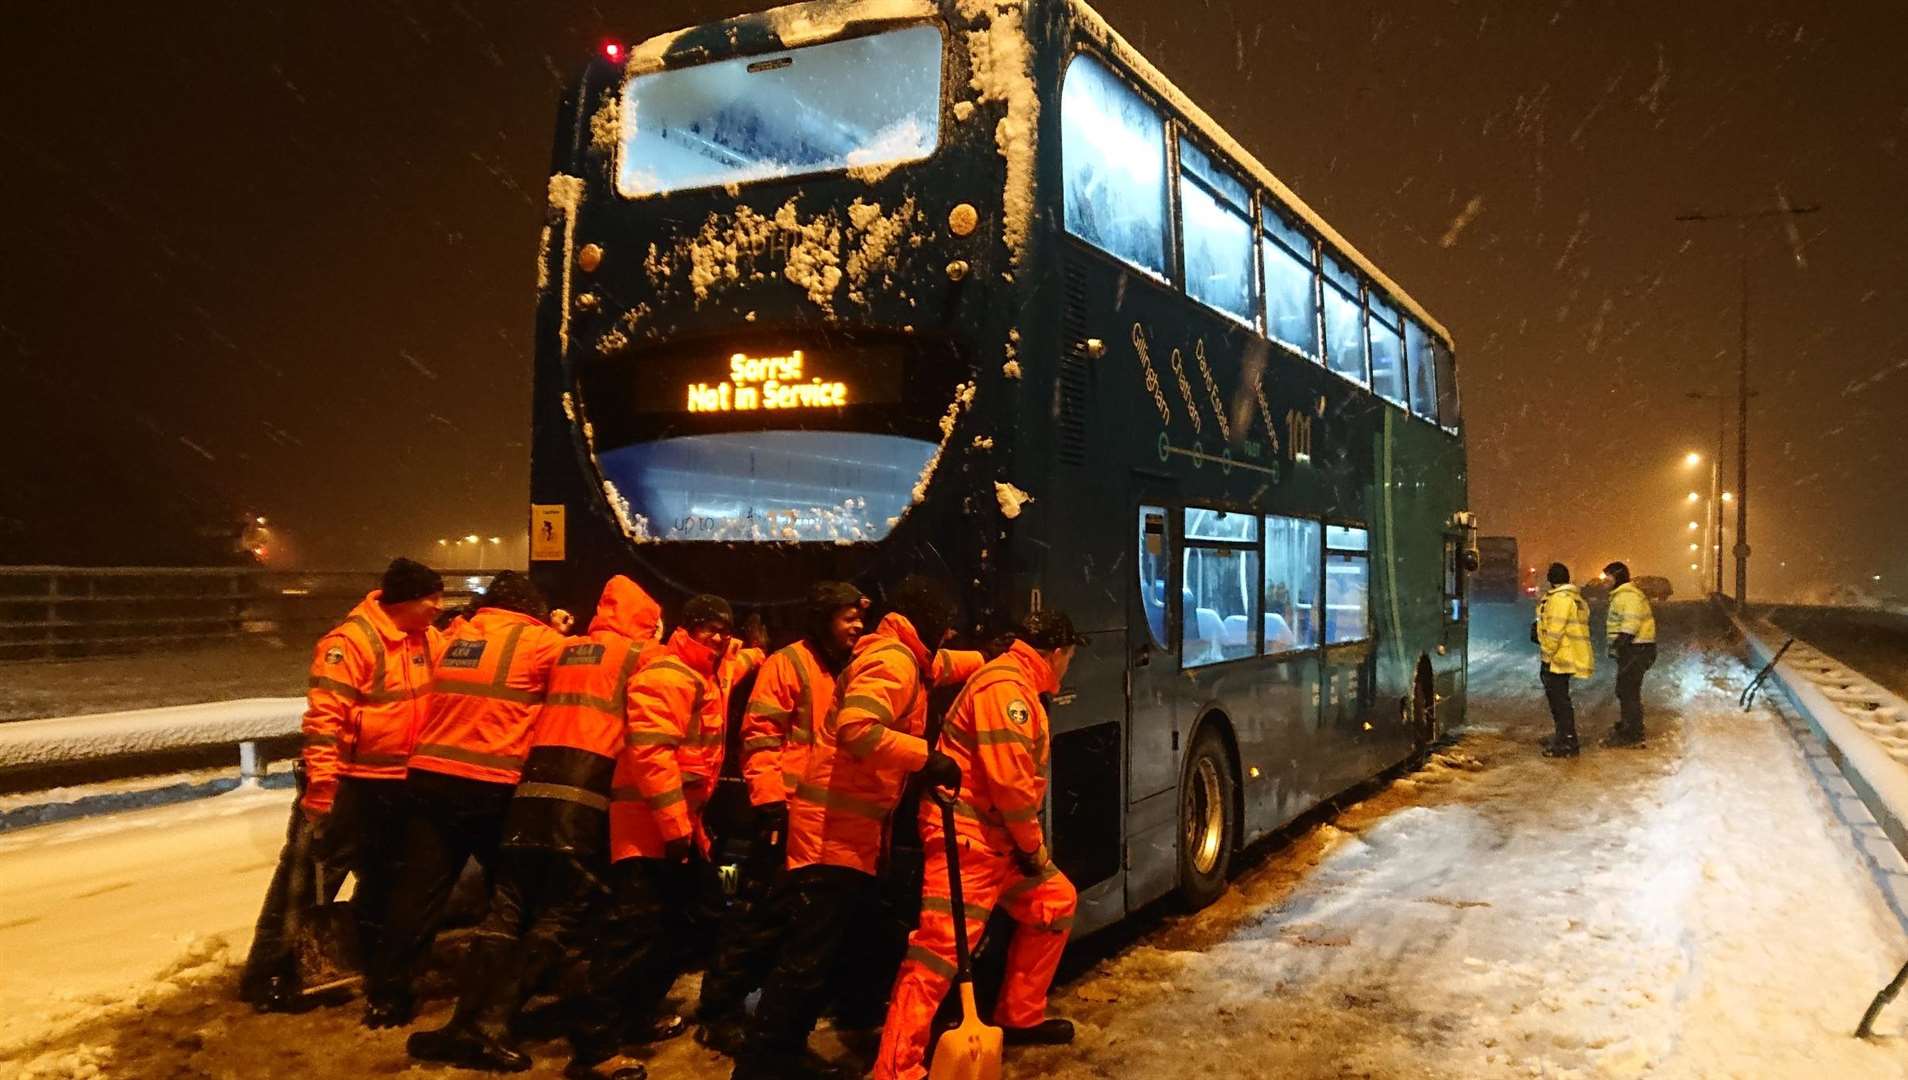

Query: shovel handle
[[934, 786, 975, 983]]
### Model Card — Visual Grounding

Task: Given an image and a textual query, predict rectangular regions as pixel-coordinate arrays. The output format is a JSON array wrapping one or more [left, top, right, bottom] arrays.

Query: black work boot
[[694, 1017, 747, 1056], [1002, 1017, 1076, 1045], [564, 1054, 647, 1080], [1541, 736, 1580, 758], [1601, 727, 1646, 748], [407, 1024, 532, 1072]]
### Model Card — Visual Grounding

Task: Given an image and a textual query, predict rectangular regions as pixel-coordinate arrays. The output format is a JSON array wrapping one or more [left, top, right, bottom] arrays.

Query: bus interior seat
[[1265, 612, 1295, 652], [1222, 614, 1248, 647], [1195, 607, 1225, 662]]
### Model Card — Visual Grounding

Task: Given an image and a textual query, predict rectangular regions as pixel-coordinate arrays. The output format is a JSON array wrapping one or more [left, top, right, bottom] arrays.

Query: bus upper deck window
[[1320, 254, 1367, 387], [1178, 138, 1253, 323], [1406, 319, 1438, 420], [1368, 295, 1406, 406], [1062, 55, 1168, 278], [1262, 210, 1320, 360], [1434, 341, 1461, 433], [617, 24, 943, 197]]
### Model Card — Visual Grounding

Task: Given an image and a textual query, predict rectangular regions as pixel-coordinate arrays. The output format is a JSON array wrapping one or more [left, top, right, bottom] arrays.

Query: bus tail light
[[603, 42, 624, 61]]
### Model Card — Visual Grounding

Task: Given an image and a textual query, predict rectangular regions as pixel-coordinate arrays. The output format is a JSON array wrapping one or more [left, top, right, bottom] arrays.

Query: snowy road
[[10, 607, 1908, 1078], [0, 785, 293, 1059]]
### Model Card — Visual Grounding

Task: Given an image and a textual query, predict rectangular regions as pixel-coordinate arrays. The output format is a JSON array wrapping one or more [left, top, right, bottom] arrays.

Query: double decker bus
[[529, 0, 1472, 933]]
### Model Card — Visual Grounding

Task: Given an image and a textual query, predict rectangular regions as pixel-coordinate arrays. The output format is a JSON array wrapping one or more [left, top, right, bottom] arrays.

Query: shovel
[[928, 788, 1002, 1080]]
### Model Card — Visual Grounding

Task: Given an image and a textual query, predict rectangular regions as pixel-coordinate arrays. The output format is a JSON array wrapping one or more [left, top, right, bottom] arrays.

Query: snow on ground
[[0, 639, 306, 723], [7, 607, 1908, 1078], [0, 698, 304, 771]]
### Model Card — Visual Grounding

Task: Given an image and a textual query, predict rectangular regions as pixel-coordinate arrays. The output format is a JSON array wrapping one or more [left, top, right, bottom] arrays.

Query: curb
[[1732, 609, 1908, 860]]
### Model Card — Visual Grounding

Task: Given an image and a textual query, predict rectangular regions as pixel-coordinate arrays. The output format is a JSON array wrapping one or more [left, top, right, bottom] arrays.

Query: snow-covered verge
[[9, 611, 1908, 1078], [0, 698, 304, 771], [0, 639, 307, 723]]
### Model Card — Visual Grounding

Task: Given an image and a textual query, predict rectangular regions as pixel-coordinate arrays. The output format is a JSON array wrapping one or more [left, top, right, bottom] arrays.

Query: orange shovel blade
[[929, 982, 1002, 1080]]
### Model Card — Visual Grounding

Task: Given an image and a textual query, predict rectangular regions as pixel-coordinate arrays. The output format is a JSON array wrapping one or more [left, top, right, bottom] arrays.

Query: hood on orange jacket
[[589, 575, 661, 642]]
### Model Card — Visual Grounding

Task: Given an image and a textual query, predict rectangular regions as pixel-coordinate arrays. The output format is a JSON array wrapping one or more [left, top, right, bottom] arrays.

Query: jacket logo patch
[[441, 639, 488, 669], [1007, 701, 1031, 726], [324, 646, 345, 665], [412, 652, 427, 665], [560, 643, 607, 667]]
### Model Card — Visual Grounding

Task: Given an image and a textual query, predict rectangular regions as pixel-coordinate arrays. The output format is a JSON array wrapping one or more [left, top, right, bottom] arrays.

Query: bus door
[[1126, 483, 1182, 906], [1320, 523, 1378, 781]]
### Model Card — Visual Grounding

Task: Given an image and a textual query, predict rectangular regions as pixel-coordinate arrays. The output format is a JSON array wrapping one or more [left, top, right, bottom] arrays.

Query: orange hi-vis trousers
[[873, 835, 1077, 1080]]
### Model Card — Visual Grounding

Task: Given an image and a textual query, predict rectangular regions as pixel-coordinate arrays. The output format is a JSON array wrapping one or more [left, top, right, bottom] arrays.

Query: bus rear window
[[617, 24, 944, 197], [596, 431, 936, 542]]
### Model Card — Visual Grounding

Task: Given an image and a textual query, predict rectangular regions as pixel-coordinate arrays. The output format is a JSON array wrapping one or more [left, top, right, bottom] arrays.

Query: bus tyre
[[1177, 724, 1236, 911]]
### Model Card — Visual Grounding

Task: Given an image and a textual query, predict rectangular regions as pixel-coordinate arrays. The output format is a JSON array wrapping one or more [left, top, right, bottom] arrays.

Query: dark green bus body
[[529, 0, 1470, 933]]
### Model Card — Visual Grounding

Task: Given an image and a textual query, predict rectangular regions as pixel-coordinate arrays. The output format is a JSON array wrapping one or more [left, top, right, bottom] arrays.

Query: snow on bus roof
[[621, 0, 1451, 347], [624, 0, 936, 73], [1068, 0, 1453, 347]]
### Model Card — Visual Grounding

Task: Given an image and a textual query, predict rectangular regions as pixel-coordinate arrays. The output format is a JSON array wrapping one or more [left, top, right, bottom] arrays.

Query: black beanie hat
[[807, 581, 866, 623], [1547, 562, 1571, 587], [480, 570, 550, 621], [1015, 609, 1089, 651], [682, 594, 734, 629], [380, 557, 443, 605], [887, 575, 959, 647], [1603, 561, 1631, 584]]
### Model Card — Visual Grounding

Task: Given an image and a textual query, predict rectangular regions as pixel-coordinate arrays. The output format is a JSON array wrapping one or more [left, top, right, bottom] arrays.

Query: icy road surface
[[8, 606, 1908, 1078]]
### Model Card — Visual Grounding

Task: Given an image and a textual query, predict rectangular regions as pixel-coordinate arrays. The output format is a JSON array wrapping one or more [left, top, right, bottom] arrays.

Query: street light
[[1689, 543, 1699, 552], [1684, 452, 1703, 467], [1687, 521, 1700, 531], [1677, 197, 1823, 607], [1721, 492, 1734, 502], [1686, 491, 1701, 502]]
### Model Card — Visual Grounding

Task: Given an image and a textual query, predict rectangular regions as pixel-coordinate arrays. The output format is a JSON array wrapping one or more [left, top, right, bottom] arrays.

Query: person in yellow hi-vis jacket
[[1602, 561, 1658, 747], [1534, 562, 1594, 757]]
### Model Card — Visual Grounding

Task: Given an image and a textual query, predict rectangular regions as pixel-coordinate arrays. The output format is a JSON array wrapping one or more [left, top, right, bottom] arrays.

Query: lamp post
[[1684, 394, 1726, 598], [1675, 198, 1821, 607]]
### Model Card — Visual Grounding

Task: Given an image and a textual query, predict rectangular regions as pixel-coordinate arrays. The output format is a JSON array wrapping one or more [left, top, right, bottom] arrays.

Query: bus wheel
[[1177, 724, 1236, 910]]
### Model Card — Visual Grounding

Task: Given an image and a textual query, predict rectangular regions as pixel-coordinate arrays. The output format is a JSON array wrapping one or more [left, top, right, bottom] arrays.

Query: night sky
[[3, 1, 1903, 599]]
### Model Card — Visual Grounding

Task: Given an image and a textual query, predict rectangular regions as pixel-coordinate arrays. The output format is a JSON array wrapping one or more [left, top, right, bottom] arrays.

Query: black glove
[[1012, 844, 1047, 877], [919, 750, 962, 790], [663, 836, 694, 864], [755, 801, 789, 839]]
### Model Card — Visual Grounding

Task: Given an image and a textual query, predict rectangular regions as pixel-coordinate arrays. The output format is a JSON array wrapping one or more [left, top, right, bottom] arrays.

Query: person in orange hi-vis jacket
[[365, 571, 568, 1028], [873, 609, 1088, 1080], [735, 575, 983, 1080], [696, 581, 868, 1055], [568, 593, 739, 1080], [407, 574, 663, 1073], [239, 558, 444, 1012]]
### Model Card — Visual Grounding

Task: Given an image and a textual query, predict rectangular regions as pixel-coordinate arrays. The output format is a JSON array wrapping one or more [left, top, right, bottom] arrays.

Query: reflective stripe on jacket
[[929, 639, 1058, 861], [409, 607, 566, 784], [1606, 582, 1658, 646], [1536, 584, 1595, 678], [739, 641, 835, 808], [609, 628, 723, 861], [300, 591, 439, 813], [785, 612, 984, 875]]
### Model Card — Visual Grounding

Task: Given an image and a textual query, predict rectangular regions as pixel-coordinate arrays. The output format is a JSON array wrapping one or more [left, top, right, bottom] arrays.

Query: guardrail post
[[239, 740, 260, 788]]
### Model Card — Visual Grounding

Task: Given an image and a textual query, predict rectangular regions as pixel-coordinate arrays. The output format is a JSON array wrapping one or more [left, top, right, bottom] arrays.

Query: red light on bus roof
[[603, 42, 623, 61]]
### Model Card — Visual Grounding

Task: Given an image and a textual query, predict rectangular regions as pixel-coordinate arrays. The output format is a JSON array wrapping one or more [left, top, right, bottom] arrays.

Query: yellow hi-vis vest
[[1606, 582, 1657, 646], [1536, 584, 1595, 678]]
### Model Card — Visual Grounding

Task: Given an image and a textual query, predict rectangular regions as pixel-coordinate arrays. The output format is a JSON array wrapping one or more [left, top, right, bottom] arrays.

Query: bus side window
[[1406, 319, 1438, 420], [1062, 55, 1169, 279], [1320, 253, 1369, 387], [1138, 506, 1170, 647], [1434, 341, 1461, 433], [1324, 525, 1371, 643], [1263, 514, 1320, 653]]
